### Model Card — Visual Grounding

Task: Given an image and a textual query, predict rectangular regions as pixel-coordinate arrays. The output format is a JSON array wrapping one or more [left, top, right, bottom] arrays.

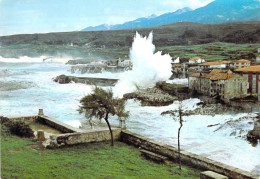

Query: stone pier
[[54, 75, 118, 86]]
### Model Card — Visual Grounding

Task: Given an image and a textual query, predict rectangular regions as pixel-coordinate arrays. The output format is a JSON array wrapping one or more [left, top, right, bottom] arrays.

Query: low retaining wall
[[37, 115, 82, 133], [9, 113, 122, 148], [121, 130, 260, 179], [9, 115, 80, 134], [10, 116, 38, 123], [49, 128, 121, 147]]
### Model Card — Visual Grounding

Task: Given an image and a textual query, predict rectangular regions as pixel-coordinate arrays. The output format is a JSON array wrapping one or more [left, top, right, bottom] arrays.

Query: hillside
[[82, 0, 260, 31], [1, 21, 260, 47], [0, 21, 259, 59]]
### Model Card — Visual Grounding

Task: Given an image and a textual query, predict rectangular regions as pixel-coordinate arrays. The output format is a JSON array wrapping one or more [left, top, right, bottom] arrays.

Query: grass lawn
[[1, 135, 201, 179]]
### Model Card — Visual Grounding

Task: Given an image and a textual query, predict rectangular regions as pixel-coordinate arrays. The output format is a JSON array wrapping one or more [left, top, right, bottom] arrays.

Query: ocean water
[[0, 60, 259, 175]]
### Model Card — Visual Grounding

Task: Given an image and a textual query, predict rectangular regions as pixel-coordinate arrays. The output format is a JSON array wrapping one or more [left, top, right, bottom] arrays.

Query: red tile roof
[[235, 65, 260, 72], [189, 57, 202, 61], [236, 59, 250, 63], [190, 73, 207, 77], [199, 60, 231, 66], [209, 73, 237, 80], [173, 64, 184, 66]]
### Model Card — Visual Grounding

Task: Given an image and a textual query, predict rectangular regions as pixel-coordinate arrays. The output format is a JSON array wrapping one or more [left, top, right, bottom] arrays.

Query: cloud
[[162, 0, 213, 10], [106, 16, 134, 25]]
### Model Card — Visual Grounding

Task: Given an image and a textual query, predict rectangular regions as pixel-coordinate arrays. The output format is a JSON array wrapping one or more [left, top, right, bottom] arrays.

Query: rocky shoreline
[[247, 117, 260, 144], [123, 87, 177, 106]]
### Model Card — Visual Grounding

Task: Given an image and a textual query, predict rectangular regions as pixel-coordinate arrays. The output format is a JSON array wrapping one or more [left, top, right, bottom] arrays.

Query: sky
[[0, 0, 213, 36]]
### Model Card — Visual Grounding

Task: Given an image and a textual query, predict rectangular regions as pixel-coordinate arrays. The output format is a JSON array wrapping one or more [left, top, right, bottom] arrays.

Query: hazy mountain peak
[[82, 0, 260, 31], [173, 7, 193, 15], [147, 14, 157, 19]]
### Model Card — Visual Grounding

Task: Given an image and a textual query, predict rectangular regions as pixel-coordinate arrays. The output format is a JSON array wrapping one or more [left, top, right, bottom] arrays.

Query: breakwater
[[54, 75, 118, 86]]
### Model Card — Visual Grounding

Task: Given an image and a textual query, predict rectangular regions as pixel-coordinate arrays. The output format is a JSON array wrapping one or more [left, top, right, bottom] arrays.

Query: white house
[[198, 61, 231, 70], [172, 57, 180, 64], [189, 57, 205, 64], [233, 59, 251, 69]]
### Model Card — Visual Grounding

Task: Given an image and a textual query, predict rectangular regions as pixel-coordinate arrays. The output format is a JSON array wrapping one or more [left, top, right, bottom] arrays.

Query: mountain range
[[82, 0, 260, 31]]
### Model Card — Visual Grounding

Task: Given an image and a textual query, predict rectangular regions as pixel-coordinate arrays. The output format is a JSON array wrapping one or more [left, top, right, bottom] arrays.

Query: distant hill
[[82, 0, 260, 31], [1, 21, 259, 48]]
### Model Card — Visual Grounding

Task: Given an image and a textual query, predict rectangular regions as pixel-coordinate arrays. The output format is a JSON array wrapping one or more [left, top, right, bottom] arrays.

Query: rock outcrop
[[247, 118, 260, 143], [123, 87, 177, 106], [184, 103, 251, 116], [155, 81, 190, 100]]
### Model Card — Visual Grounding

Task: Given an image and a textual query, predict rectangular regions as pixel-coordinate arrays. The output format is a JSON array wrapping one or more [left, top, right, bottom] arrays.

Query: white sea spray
[[113, 32, 172, 97]]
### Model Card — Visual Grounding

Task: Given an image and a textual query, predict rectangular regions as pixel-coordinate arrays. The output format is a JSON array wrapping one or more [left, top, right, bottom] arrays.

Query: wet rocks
[[54, 75, 72, 84], [123, 87, 177, 106], [247, 119, 260, 143], [155, 81, 190, 100], [156, 81, 188, 95], [184, 102, 254, 116]]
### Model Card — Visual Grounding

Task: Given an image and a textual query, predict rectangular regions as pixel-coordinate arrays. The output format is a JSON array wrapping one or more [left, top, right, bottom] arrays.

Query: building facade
[[235, 65, 260, 95], [189, 69, 248, 100], [198, 61, 231, 70], [233, 59, 251, 69]]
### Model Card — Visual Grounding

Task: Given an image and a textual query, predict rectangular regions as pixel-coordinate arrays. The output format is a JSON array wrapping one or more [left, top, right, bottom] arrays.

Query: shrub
[[0, 116, 34, 138]]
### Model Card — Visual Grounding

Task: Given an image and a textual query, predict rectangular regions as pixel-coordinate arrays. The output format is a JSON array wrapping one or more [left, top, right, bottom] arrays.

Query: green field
[[159, 42, 260, 62], [1, 135, 200, 179], [0, 42, 259, 63]]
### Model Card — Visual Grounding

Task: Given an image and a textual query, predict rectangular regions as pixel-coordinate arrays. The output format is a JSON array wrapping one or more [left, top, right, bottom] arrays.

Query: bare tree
[[78, 86, 129, 146], [161, 102, 185, 170]]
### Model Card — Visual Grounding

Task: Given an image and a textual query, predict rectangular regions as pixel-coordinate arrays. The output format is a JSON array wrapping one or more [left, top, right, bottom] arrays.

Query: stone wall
[[121, 130, 259, 179], [9, 116, 38, 123], [37, 116, 82, 133], [49, 128, 121, 147], [224, 75, 248, 100]]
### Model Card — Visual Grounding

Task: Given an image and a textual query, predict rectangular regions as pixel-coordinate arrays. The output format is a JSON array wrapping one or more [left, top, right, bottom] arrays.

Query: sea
[[0, 57, 259, 175]]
